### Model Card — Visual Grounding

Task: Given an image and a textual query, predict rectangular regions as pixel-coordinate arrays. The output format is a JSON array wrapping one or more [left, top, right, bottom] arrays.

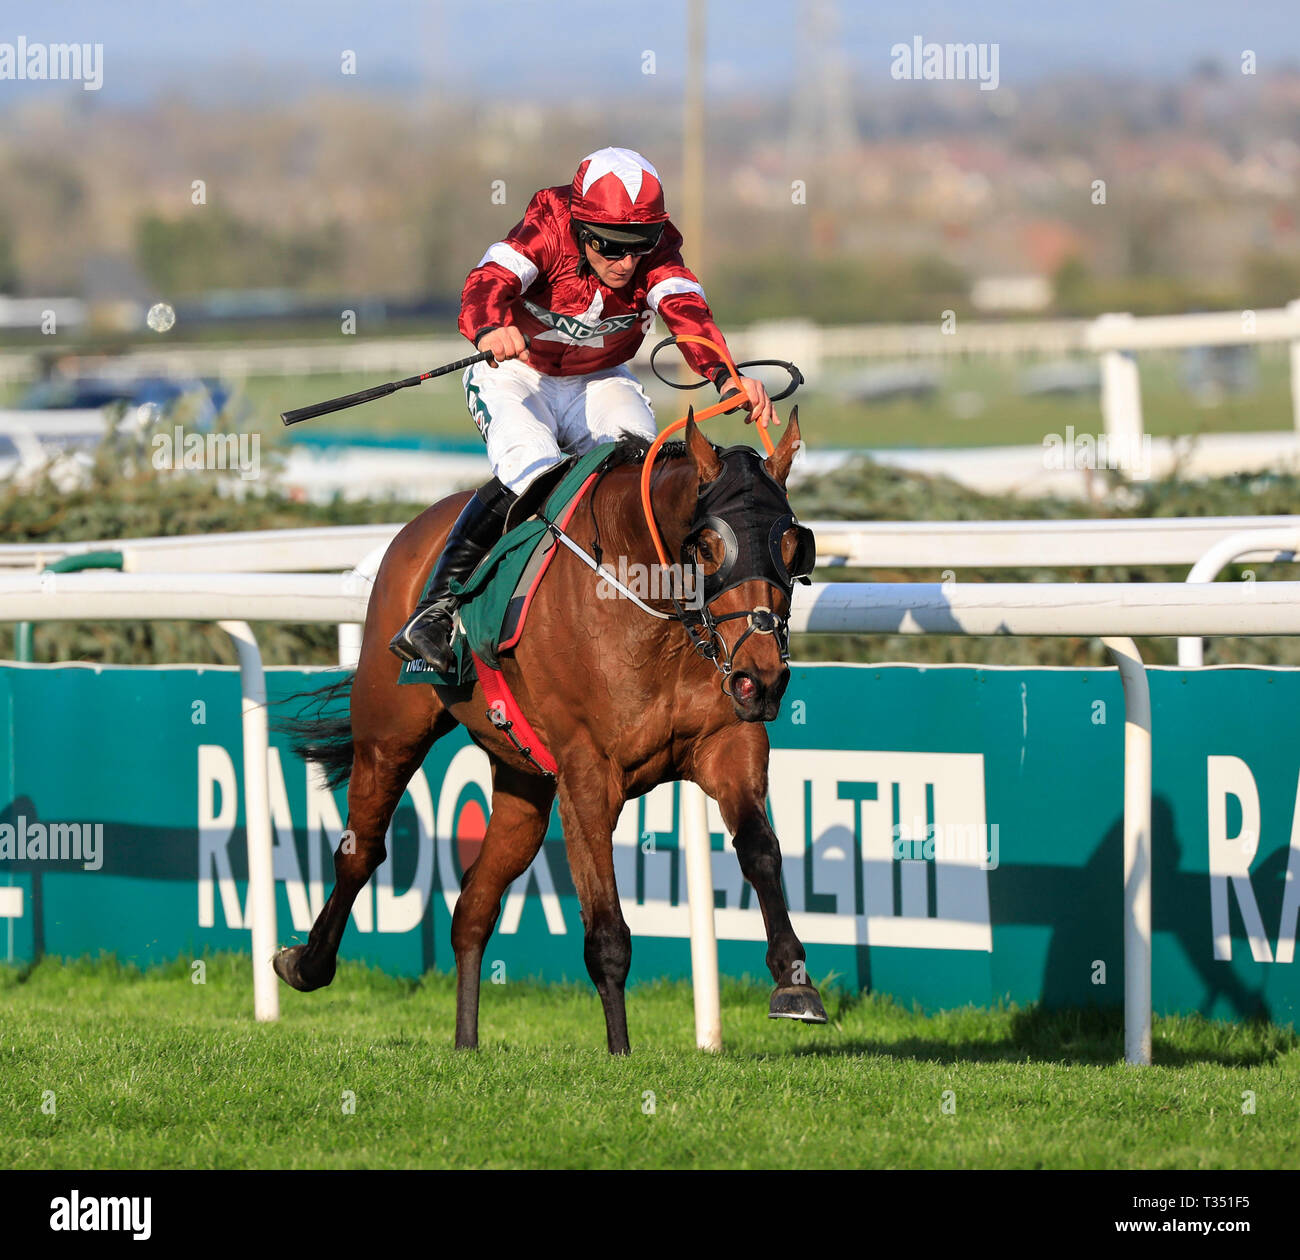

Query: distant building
[[969, 275, 1053, 313]]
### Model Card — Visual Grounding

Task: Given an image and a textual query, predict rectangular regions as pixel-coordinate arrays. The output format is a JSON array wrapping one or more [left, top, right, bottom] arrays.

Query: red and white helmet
[[570, 147, 669, 229]]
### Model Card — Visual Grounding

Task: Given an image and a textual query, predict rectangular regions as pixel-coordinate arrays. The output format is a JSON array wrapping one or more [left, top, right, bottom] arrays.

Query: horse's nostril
[[733, 674, 758, 703]]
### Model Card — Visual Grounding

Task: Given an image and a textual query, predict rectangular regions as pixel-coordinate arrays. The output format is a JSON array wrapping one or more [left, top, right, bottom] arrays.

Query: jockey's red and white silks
[[462, 358, 656, 495], [458, 183, 730, 379]]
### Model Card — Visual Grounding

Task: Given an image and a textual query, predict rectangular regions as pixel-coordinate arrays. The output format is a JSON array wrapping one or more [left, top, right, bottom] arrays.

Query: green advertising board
[[1, 661, 1297, 1025]]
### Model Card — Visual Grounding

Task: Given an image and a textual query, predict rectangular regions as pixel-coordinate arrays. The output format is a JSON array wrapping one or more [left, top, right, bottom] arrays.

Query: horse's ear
[[763, 406, 801, 487], [685, 408, 723, 484]]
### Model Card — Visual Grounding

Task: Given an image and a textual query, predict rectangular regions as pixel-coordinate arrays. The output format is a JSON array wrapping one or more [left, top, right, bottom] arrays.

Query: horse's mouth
[[730, 671, 788, 723]]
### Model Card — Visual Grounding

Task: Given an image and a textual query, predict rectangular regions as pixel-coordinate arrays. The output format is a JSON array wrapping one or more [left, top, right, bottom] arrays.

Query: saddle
[[397, 443, 619, 770]]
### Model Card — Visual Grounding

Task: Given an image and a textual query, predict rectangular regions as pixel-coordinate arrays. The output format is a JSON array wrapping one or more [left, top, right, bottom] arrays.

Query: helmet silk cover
[[571, 147, 669, 227]]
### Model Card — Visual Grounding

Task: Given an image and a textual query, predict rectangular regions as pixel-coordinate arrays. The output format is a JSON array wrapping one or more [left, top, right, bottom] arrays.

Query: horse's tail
[[276, 673, 356, 791]]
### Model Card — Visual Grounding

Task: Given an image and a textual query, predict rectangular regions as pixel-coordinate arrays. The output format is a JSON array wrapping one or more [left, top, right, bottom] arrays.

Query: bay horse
[[275, 409, 827, 1054]]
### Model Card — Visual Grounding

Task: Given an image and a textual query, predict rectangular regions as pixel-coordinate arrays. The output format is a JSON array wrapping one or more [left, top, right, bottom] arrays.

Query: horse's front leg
[[555, 756, 633, 1054], [692, 730, 828, 1024], [451, 761, 555, 1050]]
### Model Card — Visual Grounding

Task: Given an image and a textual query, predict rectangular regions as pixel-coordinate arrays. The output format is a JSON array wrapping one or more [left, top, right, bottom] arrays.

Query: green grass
[[1, 955, 1295, 1170], [231, 346, 1296, 451]]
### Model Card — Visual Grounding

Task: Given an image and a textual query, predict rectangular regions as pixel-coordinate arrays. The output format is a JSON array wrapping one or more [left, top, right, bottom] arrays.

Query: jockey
[[390, 145, 774, 670]]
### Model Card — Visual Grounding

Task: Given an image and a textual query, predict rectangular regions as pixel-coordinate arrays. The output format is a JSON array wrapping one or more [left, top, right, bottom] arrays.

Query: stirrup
[[389, 477, 515, 667], [389, 602, 456, 667]]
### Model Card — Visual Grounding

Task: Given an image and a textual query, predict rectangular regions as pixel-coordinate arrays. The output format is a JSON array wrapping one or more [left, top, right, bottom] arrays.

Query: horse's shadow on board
[[764, 796, 1296, 1069]]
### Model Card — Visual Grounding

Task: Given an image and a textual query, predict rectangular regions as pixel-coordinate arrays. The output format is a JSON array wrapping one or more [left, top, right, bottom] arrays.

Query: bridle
[[547, 444, 814, 692], [677, 599, 791, 696], [670, 448, 814, 690], [546, 333, 811, 691]]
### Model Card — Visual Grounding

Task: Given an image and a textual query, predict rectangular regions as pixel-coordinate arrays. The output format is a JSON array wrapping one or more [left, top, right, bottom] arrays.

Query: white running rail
[[4, 515, 1300, 574]]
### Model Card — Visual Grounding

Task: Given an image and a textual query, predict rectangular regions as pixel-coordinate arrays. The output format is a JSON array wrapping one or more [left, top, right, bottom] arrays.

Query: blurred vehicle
[[824, 363, 942, 403], [1017, 359, 1101, 396], [1180, 343, 1257, 404], [0, 374, 241, 489], [17, 375, 233, 427]]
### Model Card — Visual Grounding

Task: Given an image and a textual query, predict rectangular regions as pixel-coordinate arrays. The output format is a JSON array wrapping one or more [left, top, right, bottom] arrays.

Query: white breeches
[[462, 358, 657, 494]]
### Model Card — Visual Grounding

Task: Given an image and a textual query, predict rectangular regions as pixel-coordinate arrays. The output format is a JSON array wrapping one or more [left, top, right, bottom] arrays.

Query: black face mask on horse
[[677, 442, 815, 686]]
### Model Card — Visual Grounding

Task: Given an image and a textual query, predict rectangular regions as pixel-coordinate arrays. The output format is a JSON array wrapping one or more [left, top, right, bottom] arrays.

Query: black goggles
[[580, 224, 663, 259], [770, 515, 816, 587]]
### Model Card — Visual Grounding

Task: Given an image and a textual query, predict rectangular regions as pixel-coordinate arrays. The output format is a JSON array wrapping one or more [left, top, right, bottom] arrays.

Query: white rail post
[[1178, 529, 1300, 667], [680, 780, 722, 1051], [219, 620, 280, 1023], [337, 624, 363, 669], [1103, 637, 1152, 1066], [1095, 312, 1143, 454], [338, 543, 388, 668]]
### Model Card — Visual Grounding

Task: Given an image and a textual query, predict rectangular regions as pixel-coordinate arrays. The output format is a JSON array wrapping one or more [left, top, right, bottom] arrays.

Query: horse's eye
[[690, 527, 726, 576]]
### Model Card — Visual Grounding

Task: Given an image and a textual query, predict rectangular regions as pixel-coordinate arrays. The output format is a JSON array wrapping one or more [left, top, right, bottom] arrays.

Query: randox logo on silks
[[522, 299, 638, 342]]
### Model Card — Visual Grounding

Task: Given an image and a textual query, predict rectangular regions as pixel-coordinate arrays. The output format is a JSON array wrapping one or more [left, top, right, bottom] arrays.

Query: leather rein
[[551, 334, 809, 692]]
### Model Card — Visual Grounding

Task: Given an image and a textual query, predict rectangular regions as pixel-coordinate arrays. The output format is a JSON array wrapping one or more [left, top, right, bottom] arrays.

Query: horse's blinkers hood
[[682, 444, 814, 605]]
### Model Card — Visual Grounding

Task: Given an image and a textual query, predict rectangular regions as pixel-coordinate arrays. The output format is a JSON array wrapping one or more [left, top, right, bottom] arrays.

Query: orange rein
[[638, 334, 776, 568]]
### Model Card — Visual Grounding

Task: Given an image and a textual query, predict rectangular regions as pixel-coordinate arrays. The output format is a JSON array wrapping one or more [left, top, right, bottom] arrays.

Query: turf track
[[1, 956, 1296, 1170]]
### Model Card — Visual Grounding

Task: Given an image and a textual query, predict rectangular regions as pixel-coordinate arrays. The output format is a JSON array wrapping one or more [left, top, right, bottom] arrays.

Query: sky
[[2, 0, 1299, 107]]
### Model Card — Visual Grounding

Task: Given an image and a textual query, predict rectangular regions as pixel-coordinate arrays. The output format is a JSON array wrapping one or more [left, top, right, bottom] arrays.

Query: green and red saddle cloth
[[396, 443, 618, 772]]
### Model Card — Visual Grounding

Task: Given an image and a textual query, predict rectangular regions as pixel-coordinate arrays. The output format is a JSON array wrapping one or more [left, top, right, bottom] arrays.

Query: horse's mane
[[605, 433, 690, 466], [607, 431, 774, 470]]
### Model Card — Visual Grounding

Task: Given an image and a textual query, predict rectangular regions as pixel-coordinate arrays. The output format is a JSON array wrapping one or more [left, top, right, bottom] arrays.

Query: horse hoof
[[272, 945, 334, 993], [768, 985, 828, 1024]]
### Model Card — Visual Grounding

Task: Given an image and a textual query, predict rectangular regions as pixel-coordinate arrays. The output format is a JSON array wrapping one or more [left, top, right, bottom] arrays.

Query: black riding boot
[[389, 477, 516, 669]]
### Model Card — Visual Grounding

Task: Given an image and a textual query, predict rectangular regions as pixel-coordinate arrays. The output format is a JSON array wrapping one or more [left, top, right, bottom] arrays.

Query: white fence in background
[[9, 568, 1300, 1062], [5, 514, 1300, 574], [0, 524, 403, 574], [0, 300, 1292, 419], [0, 325, 1086, 388], [2, 303, 1294, 379], [5, 303, 1300, 443], [1088, 302, 1300, 448], [808, 516, 1300, 569]]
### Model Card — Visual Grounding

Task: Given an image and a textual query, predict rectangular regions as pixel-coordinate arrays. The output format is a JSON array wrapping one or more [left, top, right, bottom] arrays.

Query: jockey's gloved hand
[[710, 366, 780, 428], [476, 325, 531, 367], [710, 365, 747, 415]]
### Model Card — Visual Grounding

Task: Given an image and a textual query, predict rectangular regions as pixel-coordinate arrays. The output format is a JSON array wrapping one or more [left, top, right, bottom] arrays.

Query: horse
[[274, 409, 827, 1054]]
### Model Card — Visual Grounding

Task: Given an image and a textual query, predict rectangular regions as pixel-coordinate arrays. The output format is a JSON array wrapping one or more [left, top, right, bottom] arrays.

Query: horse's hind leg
[[277, 493, 471, 993], [275, 708, 456, 992], [451, 762, 555, 1049]]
